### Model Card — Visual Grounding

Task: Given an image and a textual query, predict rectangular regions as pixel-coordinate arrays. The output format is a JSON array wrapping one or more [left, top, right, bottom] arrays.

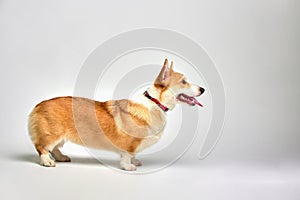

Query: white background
[[0, 0, 299, 199]]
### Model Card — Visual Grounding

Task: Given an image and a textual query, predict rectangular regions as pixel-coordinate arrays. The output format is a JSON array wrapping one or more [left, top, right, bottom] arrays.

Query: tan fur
[[28, 58, 204, 170], [154, 67, 188, 106], [28, 97, 160, 156]]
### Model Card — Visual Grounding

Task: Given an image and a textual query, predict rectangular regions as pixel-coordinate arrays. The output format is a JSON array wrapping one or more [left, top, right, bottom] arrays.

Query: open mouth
[[176, 93, 203, 107]]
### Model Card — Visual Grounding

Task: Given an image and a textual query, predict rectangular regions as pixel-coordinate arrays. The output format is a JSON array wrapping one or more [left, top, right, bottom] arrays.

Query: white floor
[[1, 148, 300, 200]]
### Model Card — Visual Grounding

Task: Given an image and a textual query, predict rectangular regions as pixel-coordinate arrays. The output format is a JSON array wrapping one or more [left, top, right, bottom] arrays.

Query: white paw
[[40, 155, 56, 167], [121, 163, 137, 171], [131, 158, 142, 166]]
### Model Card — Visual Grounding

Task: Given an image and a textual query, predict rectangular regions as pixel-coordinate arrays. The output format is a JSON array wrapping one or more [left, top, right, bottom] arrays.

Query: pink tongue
[[191, 97, 203, 107]]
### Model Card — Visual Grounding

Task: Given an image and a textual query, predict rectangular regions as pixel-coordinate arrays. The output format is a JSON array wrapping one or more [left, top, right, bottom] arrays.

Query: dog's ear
[[155, 58, 172, 86], [170, 61, 174, 71]]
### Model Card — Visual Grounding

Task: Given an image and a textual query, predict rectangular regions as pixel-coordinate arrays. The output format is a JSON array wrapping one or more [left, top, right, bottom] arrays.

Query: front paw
[[131, 158, 142, 166], [120, 163, 137, 171]]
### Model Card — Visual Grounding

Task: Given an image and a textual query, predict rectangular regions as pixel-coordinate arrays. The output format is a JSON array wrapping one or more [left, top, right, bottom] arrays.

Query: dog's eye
[[182, 79, 187, 84]]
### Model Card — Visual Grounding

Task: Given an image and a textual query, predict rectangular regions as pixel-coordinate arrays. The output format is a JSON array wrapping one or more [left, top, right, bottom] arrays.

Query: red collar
[[143, 91, 169, 112]]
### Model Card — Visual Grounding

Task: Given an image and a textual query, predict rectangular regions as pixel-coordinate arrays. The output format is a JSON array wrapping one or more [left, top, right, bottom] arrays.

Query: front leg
[[120, 152, 137, 171], [131, 157, 142, 166]]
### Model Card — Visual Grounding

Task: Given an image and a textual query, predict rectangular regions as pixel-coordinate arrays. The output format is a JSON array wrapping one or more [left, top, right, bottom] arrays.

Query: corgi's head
[[151, 58, 205, 110]]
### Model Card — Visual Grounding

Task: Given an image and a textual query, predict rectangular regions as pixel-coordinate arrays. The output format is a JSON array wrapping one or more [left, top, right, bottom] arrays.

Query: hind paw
[[53, 155, 71, 162], [40, 155, 56, 167]]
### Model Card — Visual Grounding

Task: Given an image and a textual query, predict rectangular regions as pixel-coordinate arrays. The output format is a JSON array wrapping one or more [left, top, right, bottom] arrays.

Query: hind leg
[[51, 142, 71, 162], [35, 138, 68, 167], [36, 145, 56, 167]]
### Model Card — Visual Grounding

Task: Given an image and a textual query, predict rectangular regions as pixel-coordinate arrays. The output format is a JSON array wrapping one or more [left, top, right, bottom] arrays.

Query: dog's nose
[[200, 87, 205, 94]]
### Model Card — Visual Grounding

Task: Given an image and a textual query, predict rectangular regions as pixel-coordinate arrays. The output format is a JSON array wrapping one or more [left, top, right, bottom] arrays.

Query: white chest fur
[[135, 130, 164, 152], [133, 94, 167, 153]]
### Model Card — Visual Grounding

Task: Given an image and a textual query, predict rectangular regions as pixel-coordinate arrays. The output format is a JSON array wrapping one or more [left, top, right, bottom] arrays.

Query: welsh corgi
[[28, 59, 205, 171]]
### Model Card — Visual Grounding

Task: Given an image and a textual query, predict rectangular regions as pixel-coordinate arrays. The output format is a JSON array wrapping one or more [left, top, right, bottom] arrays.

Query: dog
[[28, 59, 205, 171]]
